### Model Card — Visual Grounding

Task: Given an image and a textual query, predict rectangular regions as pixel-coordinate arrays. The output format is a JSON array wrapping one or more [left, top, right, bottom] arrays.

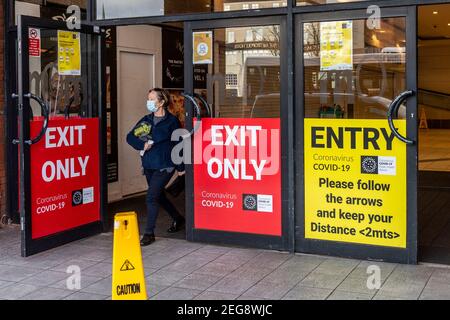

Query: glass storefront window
[[303, 17, 406, 120], [96, 0, 287, 20], [297, 0, 374, 5], [28, 29, 99, 118], [191, 25, 283, 237], [14, 0, 88, 25], [194, 25, 281, 118]]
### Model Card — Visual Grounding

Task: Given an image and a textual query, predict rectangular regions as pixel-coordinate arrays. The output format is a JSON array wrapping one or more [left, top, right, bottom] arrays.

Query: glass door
[[16, 16, 107, 257], [295, 7, 418, 263], [184, 16, 290, 250]]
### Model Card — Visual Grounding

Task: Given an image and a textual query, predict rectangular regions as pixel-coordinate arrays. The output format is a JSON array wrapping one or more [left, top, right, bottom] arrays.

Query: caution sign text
[[304, 119, 407, 248]]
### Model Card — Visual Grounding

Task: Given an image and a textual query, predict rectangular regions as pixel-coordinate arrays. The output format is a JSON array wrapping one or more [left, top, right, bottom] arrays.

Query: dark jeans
[[144, 169, 183, 235]]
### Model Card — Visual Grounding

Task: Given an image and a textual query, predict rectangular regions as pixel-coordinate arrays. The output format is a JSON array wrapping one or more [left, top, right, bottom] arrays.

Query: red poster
[[30, 118, 100, 239], [194, 118, 282, 236], [29, 28, 41, 57]]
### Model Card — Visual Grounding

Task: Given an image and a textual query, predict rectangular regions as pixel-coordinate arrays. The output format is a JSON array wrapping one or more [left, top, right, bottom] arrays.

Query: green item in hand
[[134, 121, 152, 142]]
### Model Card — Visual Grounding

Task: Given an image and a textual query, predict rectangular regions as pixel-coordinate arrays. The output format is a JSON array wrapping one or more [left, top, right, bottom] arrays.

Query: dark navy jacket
[[126, 112, 184, 172]]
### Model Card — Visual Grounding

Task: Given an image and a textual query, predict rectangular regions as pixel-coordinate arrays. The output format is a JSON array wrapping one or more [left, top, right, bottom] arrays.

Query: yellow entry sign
[[304, 119, 407, 248], [112, 212, 147, 300]]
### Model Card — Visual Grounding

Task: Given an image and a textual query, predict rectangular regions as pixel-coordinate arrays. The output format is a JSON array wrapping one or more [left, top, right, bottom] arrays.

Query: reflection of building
[[223, 1, 287, 11], [303, 19, 407, 120], [97, 0, 288, 19], [224, 25, 280, 98]]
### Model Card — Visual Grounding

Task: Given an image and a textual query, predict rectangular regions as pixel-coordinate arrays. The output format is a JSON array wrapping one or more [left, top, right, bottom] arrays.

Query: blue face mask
[[147, 100, 159, 113]]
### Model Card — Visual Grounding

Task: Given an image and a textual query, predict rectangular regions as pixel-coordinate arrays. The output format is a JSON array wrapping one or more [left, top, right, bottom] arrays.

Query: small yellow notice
[[57, 30, 81, 76], [320, 21, 353, 71], [112, 212, 147, 300], [193, 31, 213, 64]]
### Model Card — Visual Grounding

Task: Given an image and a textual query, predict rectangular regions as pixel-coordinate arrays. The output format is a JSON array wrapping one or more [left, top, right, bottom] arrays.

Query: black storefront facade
[[4, 0, 450, 265]]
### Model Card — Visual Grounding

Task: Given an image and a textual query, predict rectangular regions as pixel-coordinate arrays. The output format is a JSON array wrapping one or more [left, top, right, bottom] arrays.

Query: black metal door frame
[[183, 15, 294, 252], [16, 15, 108, 257], [294, 7, 418, 264]]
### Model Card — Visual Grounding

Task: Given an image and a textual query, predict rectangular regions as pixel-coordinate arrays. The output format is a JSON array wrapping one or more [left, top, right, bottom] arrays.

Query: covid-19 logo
[[243, 194, 257, 211], [361, 156, 378, 174]]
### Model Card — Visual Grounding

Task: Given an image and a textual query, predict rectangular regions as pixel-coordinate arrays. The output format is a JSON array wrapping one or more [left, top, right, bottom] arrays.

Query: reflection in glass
[[96, 0, 287, 20], [418, 5, 450, 173], [15, 0, 88, 25], [29, 29, 99, 119], [303, 18, 406, 119], [297, 0, 372, 5], [194, 25, 281, 118]]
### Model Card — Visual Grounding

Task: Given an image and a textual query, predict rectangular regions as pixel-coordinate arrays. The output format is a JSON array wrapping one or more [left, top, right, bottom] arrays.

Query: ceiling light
[[433, 11, 439, 15]]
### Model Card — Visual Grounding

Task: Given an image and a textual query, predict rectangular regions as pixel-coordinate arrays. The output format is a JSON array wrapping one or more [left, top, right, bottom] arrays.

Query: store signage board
[[30, 118, 101, 239], [194, 118, 282, 236], [304, 119, 407, 248]]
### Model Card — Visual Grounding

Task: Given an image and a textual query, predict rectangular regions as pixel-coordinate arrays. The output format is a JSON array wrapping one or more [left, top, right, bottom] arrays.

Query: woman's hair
[[149, 88, 171, 109]]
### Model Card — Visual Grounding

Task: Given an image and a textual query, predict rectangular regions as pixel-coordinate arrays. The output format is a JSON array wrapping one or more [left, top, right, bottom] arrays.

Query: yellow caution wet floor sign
[[112, 212, 147, 300]]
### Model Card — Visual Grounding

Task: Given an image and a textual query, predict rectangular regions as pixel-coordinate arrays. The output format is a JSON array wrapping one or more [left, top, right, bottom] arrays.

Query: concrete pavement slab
[[242, 280, 297, 300], [174, 273, 223, 291], [327, 290, 375, 300], [150, 287, 202, 300], [20, 270, 69, 287], [194, 291, 239, 300], [299, 272, 347, 290], [0, 283, 40, 300], [19, 287, 73, 300], [282, 286, 332, 300], [63, 292, 109, 300]]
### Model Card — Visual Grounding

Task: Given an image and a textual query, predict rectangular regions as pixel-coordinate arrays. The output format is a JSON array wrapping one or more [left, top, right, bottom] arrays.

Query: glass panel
[[96, 0, 287, 20], [192, 25, 282, 237], [418, 4, 450, 174], [28, 28, 99, 119], [26, 27, 102, 241], [297, 0, 375, 5], [417, 3, 450, 263], [194, 25, 281, 118], [14, 0, 88, 26], [303, 17, 406, 119]]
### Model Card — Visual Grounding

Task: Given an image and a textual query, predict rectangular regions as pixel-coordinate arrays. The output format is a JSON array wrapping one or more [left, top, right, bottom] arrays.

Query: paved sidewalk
[[0, 226, 450, 300]]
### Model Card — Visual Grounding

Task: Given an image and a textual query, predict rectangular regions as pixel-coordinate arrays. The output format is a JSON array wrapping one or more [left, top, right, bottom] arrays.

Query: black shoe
[[140, 234, 155, 246], [167, 217, 185, 233]]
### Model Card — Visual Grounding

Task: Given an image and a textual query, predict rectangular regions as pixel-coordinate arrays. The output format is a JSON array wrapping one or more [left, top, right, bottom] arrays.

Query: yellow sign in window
[[57, 30, 81, 76], [193, 31, 213, 65], [304, 119, 407, 248], [320, 21, 353, 71]]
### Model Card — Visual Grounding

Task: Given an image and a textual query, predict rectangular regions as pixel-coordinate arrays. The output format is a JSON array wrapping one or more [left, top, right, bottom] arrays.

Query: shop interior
[[417, 4, 450, 264]]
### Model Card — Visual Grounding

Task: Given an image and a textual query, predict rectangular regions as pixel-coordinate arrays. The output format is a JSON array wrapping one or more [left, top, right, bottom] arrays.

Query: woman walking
[[127, 88, 185, 246]]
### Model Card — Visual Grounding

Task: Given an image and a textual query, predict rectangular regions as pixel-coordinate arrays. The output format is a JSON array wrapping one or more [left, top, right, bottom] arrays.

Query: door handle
[[387, 90, 415, 145], [193, 93, 211, 118], [182, 93, 202, 136], [12, 93, 50, 145]]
